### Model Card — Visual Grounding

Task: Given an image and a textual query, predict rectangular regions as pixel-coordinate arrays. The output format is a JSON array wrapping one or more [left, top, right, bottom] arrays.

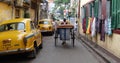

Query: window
[[89, 3, 92, 17], [15, 9, 20, 18], [24, 9, 30, 18], [0, 23, 25, 32], [94, 0, 99, 17], [111, 0, 120, 29], [110, 0, 120, 34], [0, 25, 5, 32]]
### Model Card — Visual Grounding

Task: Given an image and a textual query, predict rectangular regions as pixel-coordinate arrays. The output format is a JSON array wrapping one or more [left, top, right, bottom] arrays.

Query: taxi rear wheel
[[49, 31, 54, 36]]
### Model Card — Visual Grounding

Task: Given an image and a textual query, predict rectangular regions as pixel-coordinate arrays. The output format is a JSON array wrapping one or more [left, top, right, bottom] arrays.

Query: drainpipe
[[36, 0, 39, 25], [77, 0, 80, 34], [11, 0, 14, 19], [35, 0, 38, 26]]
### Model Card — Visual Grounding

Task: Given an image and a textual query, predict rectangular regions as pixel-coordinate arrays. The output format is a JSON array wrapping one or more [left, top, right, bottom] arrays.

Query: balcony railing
[[0, 0, 11, 5], [0, 0, 11, 2]]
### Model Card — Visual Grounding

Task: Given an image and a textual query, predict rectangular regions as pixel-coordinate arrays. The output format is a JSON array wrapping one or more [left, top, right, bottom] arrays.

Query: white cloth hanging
[[91, 17, 96, 37]]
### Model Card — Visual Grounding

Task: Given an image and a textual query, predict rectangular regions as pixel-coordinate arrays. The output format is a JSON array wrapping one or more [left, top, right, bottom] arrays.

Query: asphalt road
[[0, 35, 101, 63]]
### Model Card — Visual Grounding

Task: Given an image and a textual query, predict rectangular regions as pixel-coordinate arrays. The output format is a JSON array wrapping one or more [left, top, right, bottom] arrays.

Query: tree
[[54, 0, 70, 4], [51, 0, 70, 19]]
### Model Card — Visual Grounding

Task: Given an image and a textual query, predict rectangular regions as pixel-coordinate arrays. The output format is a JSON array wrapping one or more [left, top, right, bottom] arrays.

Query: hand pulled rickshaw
[[54, 24, 75, 47]]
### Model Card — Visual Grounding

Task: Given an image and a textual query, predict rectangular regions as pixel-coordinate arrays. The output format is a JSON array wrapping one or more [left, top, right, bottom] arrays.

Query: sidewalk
[[75, 33, 120, 63]]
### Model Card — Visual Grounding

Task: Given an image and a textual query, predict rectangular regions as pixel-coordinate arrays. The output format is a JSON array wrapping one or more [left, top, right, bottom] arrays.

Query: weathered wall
[[30, 9, 35, 21], [0, 2, 12, 22], [79, 21, 120, 58], [79, 0, 120, 58], [95, 34, 120, 58], [20, 9, 24, 18]]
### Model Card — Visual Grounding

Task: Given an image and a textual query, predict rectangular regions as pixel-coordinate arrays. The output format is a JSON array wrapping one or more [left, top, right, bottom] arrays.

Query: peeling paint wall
[[0, 2, 12, 22]]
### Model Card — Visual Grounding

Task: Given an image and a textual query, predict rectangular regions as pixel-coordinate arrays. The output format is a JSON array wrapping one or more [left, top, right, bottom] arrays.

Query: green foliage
[[54, 0, 70, 4], [51, 0, 70, 19]]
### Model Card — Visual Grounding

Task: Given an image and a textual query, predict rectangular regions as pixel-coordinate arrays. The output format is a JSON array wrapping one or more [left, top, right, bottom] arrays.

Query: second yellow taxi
[[38, 19, 54, 35]]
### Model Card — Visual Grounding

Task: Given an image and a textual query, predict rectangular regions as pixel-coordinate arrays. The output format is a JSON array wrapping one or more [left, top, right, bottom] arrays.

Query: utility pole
[[77, 0, 80, 34]]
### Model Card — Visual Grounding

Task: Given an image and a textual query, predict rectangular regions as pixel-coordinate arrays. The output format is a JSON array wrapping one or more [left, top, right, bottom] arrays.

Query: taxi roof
[[39, 19, 52, 22], [0, 18, 30, 25]]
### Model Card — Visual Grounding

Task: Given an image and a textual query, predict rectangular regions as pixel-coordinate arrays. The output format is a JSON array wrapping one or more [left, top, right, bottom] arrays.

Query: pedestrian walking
[[74, 21, 78, 32]]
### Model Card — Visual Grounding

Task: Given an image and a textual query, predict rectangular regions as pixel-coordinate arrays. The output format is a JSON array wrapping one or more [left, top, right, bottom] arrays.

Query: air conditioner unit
[[15, 0, 23, 7]]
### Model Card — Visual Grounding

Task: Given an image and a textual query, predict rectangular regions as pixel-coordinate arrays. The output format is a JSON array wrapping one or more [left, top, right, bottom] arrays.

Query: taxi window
[[0, 25, 5, 32], [0, 22, 25, 32], [17, 23, 25, 30]]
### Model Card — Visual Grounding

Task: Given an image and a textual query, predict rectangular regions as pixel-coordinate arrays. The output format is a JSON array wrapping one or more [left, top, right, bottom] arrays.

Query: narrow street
[[0, 35, 102, 63]]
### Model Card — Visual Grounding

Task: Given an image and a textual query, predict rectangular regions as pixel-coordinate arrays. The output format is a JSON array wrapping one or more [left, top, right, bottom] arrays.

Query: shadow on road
[[42, 32, 54, 36], [0, 49, 42, 63]]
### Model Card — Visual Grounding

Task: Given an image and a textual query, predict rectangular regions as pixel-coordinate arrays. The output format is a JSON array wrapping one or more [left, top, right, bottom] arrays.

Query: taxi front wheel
[[28, 45, 37, 58], [39, 43, 43, 49]]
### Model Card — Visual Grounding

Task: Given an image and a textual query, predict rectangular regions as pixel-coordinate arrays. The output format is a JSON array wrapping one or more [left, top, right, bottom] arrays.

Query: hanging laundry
[[82, 18, 86, 33], [91, 17, 96, 37], [105, 18, 108, 34], [90, 17, 94, 32], [107, 17, 112, 36], [96, 18, 102, 33], [100, 20, 105, 41], [86, 17, 92, 34], [95, 17, 99, 33], [86, 17, 89, 31], [104, 17, 112, 36]]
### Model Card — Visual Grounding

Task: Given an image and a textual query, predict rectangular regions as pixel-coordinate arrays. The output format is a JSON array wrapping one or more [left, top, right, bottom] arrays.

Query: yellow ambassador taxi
[[0, 18, 42, 58], [38, 19, 54, 35]]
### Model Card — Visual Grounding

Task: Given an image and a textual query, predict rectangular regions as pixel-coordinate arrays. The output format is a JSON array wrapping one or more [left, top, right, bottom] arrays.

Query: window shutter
[[94, 0, 99, 17], [116, 0, 120, 28], [89, 3, 92, 17], [111, 0, 117, 29]]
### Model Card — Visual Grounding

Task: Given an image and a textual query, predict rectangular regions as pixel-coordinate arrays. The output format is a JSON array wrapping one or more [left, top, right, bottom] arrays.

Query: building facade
[[0, 0, 42, 25]]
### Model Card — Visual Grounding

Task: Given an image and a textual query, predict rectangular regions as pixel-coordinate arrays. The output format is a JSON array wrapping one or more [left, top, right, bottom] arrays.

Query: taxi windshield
[[39, 21, 50, 24], [0, 22, 25, 32]]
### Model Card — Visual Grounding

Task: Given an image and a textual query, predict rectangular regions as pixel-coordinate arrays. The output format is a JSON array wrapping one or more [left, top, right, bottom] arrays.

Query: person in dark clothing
[[61, 18, 68, 45], [61, 18, 68, 25]]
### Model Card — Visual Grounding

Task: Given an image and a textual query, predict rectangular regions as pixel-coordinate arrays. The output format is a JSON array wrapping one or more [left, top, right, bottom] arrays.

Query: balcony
[[14, 0, 23, 8], [0, 0, 11, 5], [14, 0, 30, 8]]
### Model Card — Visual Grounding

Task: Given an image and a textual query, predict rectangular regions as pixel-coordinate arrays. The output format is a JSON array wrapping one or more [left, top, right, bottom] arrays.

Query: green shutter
[[111, 0, 120, 29], [111, 0, 117, 29], [89, 3, 92, 17], [84, 6, 87, 18], [116, 0, 120, 28], [94, 0, 99, 17]]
